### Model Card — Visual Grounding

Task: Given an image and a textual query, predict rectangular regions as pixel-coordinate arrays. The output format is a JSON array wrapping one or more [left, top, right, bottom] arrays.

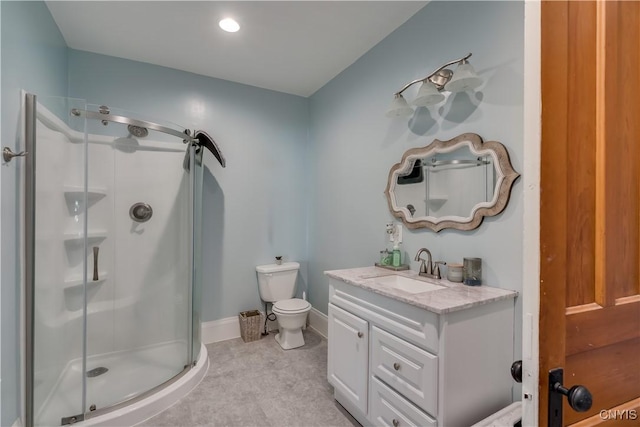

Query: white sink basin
[[373, 275, 445, 294]]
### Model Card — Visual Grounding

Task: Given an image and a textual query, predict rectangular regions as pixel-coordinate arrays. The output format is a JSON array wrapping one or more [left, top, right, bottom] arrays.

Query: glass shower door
[[27, 96, 199, 426], [190, 143, 204, 363], [82, 105, 192, 415], [29, 95, 89, 427]]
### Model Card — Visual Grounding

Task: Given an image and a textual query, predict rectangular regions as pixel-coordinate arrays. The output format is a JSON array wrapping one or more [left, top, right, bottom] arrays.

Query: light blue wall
[[1, 2, 69, 425], [2, 1, 526, 420], [67, 50, 310, 321], [308, 0, 524, 356]]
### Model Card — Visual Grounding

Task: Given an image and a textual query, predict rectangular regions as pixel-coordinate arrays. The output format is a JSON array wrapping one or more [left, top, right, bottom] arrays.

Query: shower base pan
[[36, 342, 209, 426]]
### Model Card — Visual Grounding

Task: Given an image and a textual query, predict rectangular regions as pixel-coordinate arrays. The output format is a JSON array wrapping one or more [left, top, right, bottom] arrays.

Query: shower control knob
[[129, 202, 153, 223]]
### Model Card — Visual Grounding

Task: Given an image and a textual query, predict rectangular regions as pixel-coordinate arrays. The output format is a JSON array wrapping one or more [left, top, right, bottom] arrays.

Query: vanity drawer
[[329, 279, 439, 353], [371, 326, 438, 416], [370, 376, 437, 427]]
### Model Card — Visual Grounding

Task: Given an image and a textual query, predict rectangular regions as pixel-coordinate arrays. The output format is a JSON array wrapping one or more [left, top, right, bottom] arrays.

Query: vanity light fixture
[[385, 53, 482, 118]]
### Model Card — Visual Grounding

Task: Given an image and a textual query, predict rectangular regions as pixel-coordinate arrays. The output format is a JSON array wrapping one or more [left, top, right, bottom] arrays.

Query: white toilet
[[256, 261, 311, 350]]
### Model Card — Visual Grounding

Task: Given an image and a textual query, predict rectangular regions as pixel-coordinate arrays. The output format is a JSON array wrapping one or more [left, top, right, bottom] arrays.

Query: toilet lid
[[274, 298, 310, 312]]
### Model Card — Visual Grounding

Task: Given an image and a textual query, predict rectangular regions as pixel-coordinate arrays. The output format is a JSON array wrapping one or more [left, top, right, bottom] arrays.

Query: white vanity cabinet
[[326, 270, 517, 427], [327, 304, 369, 415]]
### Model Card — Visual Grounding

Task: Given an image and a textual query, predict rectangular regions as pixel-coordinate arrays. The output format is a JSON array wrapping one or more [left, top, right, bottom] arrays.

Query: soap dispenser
[[392, 243, 401, 267]]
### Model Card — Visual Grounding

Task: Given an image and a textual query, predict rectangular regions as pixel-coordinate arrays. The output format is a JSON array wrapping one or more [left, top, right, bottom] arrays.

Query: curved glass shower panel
[[191, 145, 205, 362], [31, 96, 88, 427], [27, 99, 200, 426], [82, 105, 192, 413]]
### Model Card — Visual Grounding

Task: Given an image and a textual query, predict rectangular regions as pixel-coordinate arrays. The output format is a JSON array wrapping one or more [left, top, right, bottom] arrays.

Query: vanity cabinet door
[[328, 303, 369, 415]]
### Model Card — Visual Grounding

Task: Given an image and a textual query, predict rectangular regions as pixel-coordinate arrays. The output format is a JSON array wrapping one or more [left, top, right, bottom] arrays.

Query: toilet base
[[275, 328, 305, 350]]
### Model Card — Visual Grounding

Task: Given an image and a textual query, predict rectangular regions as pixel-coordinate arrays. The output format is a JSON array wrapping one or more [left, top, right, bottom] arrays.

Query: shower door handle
[[93, 247, 99, 281]]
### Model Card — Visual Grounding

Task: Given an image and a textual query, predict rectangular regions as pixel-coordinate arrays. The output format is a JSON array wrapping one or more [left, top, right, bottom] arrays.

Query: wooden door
[[540, 1, 640, 425]]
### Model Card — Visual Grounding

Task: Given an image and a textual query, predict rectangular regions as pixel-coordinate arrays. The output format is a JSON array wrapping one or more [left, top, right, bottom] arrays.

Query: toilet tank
[[256, 262, 300, 302]]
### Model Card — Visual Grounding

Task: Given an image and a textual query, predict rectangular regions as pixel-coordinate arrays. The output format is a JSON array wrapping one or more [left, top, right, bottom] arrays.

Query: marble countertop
[[324, 266, 517, 314]]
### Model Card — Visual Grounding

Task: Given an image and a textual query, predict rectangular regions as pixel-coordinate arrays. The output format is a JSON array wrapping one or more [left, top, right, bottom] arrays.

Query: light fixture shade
[[444, 62, 482, 93], [412, 81, 445, 106], [385, 94, 414, 118]]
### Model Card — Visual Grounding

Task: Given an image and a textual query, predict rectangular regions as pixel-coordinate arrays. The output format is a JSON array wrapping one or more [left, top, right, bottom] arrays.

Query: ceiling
[[46, 1, 428, 97]]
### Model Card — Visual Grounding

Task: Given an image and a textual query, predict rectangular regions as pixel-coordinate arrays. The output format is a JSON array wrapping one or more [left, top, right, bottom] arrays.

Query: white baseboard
[[201, 316, 241, 344], [308, 307, 328, 338], [201, 306, 327, 344]]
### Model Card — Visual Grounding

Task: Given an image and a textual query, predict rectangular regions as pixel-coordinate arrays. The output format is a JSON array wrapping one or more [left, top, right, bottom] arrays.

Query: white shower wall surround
[[32, 100, 198, 426]]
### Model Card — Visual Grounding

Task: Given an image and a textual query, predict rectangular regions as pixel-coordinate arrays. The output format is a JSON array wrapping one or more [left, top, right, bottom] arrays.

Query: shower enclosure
[[21, 92, 219, 426]]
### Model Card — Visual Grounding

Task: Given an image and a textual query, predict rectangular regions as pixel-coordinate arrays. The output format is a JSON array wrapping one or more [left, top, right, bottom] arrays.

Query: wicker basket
[[238, 310, 264, 343]]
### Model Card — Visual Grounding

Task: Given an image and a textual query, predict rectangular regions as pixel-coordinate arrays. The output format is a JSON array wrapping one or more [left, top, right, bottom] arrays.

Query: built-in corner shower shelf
[[63, 231, 108, 245], [63, 275, 111, 313], [64, 186, 107, 210], [425, 195, 448, 209], [425, 195, 448, 203], [63, 185, 107, 198], [63, 273, 108, 289]]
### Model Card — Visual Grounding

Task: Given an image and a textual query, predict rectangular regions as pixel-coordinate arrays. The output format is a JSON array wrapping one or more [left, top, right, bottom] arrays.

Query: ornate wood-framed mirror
[[384, 133, 519, 232]]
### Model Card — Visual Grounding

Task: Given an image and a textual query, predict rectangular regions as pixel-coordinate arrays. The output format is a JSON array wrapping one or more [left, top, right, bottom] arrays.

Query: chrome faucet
[[414, 248, 445, 280], [415, 248, 433, 275]]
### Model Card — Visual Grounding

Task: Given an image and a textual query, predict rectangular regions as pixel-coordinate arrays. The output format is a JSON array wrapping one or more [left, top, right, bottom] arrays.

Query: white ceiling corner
[[45, 1, 428, 97]]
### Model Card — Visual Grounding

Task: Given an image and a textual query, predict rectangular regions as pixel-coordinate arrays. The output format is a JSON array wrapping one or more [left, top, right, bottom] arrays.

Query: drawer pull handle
[[357, 332, 364, 338], [392, 419, 399, 427], [393, 362, 401, 371]]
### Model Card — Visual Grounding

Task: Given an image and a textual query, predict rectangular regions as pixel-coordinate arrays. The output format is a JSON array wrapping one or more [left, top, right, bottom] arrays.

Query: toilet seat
[[273, 298, 311, 314]]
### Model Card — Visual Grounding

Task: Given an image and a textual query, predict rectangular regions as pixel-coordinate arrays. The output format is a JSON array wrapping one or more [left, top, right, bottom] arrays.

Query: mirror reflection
[[395, 149, 495, 219], [385, 133, 519, 231]]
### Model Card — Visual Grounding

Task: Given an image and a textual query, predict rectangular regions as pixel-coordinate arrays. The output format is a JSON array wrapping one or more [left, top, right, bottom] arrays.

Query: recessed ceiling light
[[219, 18, 240, 33]]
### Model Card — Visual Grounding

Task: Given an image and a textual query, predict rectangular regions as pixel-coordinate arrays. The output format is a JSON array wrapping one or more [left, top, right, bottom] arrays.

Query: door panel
[[566, 339, 640, 419], [541, 1, 640, 425]]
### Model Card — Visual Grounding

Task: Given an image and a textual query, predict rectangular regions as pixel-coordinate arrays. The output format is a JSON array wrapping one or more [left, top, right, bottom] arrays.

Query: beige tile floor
[[139, 330, 359, 427]]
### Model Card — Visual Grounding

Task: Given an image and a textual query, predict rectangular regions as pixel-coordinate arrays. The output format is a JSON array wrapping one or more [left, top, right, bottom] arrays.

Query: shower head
[[127, 124, 149, 138]]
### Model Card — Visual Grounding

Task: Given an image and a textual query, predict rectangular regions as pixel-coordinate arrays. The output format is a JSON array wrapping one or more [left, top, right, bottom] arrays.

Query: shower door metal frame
[[23, 97, 207, 426], [70, 108, 198, 143], [24, 92, 37, 427]]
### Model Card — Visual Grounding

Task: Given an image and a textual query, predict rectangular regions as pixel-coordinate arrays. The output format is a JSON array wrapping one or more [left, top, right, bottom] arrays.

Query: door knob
[[357, 332, 363, 338], [511, 360, 522, 383], [548, 368, 593, 427], [553, 382, 593, 412]]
